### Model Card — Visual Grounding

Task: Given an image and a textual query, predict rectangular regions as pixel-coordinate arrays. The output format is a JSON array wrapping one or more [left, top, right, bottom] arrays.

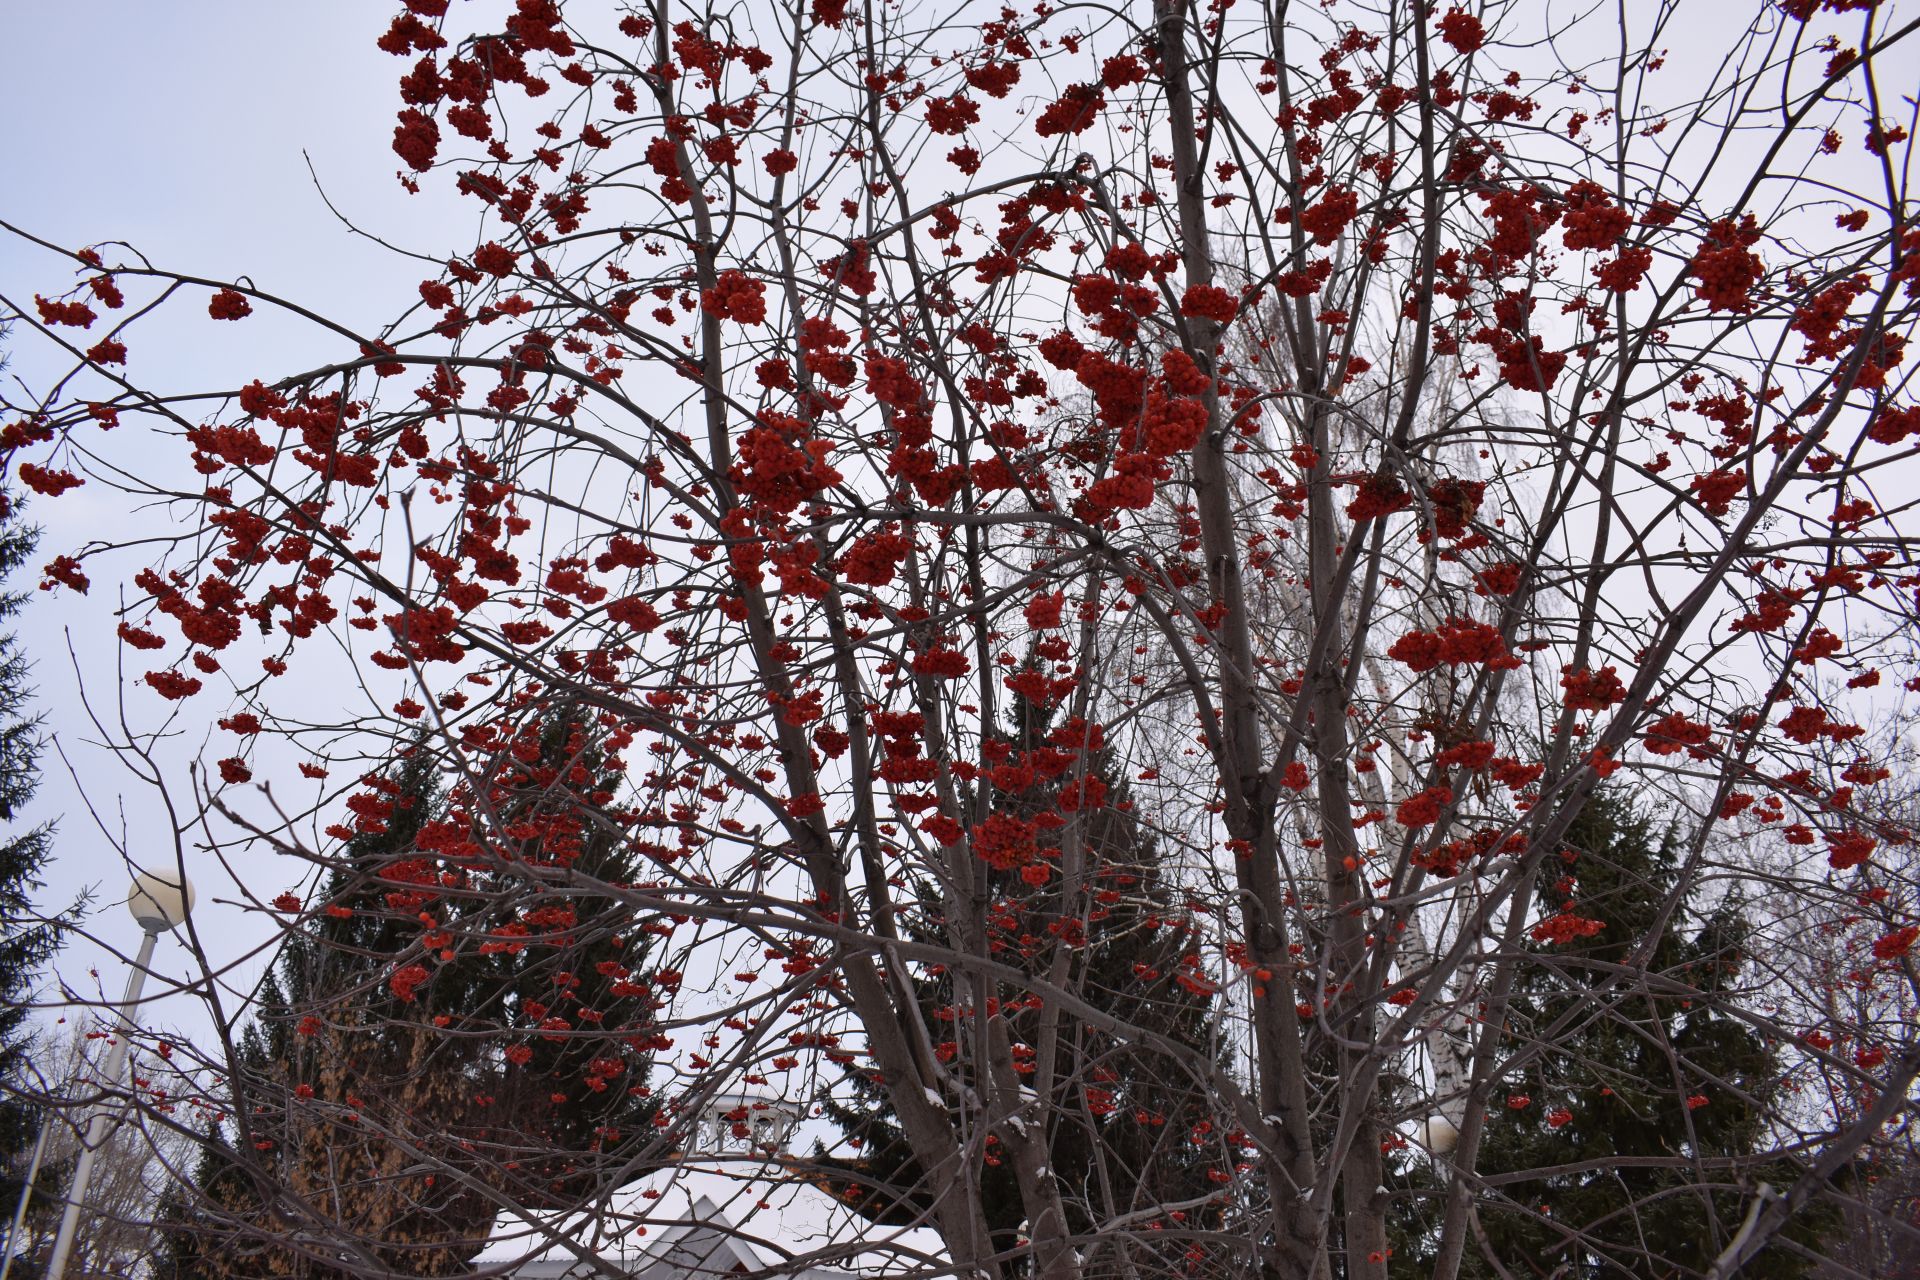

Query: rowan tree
[[3, 1, 1920, 1278]]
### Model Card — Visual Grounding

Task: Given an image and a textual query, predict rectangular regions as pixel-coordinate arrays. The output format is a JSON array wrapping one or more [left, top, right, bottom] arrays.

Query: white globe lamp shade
[[1417, 1115, 1460, 1155], [127, 870, 195, 932]]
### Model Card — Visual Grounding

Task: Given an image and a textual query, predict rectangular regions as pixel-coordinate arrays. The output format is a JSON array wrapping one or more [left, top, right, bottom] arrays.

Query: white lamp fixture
[[126, 869, 195, 932], [1416, 1114, 1460, 1155], [43, 869, 195, 1280]]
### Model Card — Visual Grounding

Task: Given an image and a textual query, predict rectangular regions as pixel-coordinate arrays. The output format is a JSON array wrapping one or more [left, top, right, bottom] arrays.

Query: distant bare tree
[[4, 1028, 201, 1279]]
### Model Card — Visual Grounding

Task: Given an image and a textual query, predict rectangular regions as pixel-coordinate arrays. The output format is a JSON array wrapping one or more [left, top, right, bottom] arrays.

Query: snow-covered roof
[[472, 1158, 949, 1279]]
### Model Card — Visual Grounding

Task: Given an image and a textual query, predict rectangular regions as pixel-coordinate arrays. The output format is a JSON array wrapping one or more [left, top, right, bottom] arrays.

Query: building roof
[[472, 1158, 949, 1278]]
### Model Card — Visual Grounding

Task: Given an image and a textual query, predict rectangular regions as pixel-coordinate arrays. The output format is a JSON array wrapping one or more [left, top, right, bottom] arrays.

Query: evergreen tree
[[821, 688, 1224, 1261], [1386, 791, 1834, 1278], [158, 706, 661, 1277], [153, 1119, 247, 1280], [0, 488, 79, 1235]]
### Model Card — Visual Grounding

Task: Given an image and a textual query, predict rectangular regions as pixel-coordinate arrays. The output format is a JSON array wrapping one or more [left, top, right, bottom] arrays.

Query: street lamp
[[41, 870, 194, 1280], [1416, 1114, 1460, 1156]]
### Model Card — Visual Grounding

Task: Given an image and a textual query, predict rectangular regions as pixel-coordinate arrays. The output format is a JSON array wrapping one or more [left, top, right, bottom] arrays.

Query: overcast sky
[[0, 3, 475, 1042]]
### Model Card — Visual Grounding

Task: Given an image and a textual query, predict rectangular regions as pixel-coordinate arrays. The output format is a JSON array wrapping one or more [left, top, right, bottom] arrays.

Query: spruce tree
[[821, 688, 1223, 1259], [154, 739, 466, 1279], [1386, 791, 1834, 1278], [0, 488, 77, 1224], [157, 707, 660, 1277]]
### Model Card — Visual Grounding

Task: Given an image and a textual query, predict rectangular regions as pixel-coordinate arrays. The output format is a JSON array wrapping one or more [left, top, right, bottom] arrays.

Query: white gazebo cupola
[[690, 1089, 803, 1156], [474, 1086, 949, 1278]]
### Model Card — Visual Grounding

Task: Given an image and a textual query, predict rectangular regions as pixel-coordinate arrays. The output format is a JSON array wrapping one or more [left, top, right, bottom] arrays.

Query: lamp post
[[42, 870, 194, 1280]]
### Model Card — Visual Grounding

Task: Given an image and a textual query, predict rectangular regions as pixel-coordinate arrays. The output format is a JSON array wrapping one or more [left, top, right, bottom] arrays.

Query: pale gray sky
[[0, 2, 478, 1042]]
